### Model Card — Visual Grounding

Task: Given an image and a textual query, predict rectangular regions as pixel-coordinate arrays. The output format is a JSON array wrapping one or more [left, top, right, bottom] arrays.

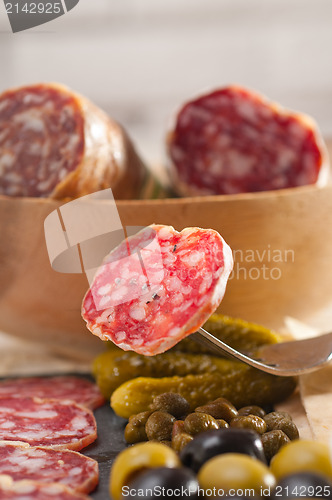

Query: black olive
[[271, 472, 332, 499], [125, 467, 199, 499], [180, 428, 266, 473]]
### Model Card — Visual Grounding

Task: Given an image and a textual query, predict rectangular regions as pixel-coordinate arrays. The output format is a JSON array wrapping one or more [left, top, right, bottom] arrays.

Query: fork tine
[[197, 327, 289, 375], [197, 327, 332, 377]]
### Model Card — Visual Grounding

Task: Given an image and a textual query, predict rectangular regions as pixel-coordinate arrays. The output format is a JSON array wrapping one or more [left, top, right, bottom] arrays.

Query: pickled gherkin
[[93, 313, 296, 416], [93, 314, 282, 399], [111, 369, 296, 419], [93, 350, 238, 400], [173, 314, 281, 355]]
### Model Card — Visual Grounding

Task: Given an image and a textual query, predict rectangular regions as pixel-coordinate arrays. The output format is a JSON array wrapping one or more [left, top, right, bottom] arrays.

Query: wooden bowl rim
[[1, 182, 332, 210]]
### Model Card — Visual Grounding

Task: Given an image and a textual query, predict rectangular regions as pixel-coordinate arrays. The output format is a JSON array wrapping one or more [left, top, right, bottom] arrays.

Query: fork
[[193, 327, 332, 376]]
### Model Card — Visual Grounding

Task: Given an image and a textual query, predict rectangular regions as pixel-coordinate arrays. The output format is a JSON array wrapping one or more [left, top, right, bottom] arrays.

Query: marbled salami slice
[[82, 224, 233, 356], [0, 397, 97, 451], [0, 83, 145, 199], [0, 477, 90, 500], [0, 376, 105, 410], [167, 86, 329, 196], [0, 441, 98, 494]]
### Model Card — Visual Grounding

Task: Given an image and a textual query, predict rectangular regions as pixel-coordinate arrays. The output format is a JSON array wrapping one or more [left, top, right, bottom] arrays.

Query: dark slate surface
[[85, 403, 128, 500], [0, 374, 127, 500]]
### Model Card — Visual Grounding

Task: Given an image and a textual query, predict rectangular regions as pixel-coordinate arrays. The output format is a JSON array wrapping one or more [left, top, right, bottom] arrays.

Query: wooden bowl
[[1, 145, 332, 360]]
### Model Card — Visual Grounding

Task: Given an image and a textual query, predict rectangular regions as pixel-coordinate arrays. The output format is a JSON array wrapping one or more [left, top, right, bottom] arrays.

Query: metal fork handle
[[197, 327, 291, 376]]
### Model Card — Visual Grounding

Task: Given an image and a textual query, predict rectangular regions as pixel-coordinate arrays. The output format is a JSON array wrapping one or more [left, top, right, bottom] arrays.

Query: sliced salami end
[[0, 477, 90, 500], [0, 441, 98, 494], [0, 376, 105, 410], [167, 85, 329, 196], [0, 397, 97, 451], [0, 83, 146, 200], [82, 224, 233, 356]]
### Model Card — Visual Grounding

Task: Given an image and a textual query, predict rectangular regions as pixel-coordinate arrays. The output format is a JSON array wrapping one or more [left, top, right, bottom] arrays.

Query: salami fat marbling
[[0, 376, 104, 410], [82, 224, 233, 355], [0, 441, 98, 494], [0, 397, 97, 451]]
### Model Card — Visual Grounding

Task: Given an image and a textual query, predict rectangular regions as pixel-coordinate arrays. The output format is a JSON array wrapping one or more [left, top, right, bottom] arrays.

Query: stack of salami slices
[[0, 375, 105, 499]]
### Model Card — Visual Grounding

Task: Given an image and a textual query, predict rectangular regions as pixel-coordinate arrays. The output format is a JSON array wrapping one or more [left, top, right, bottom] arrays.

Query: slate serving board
[[0, 374, 127, 500], [85, 403, 128, 500]]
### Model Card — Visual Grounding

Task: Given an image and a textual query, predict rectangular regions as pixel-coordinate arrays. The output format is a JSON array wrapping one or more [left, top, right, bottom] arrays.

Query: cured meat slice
[[82, 224, 233, 356], [0, 477, 90, 500], [0, 376, 105, 410], [0, 441, 98, 494], [0, 83, 146, 199], [167, 85, 329, 196], [0, 397, 97, 451]]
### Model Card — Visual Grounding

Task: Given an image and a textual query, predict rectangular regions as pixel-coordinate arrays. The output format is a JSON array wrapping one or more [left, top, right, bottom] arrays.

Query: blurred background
[[0, 0, 331, 166]]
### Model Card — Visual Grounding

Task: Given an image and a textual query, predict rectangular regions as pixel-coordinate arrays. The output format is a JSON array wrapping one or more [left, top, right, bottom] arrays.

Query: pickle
[[93, 350, 241, 400], [94, 314, 296, 416], [111, 369, 296, 419], [173, 314, 281, 356], [93, 314, 281, 399]]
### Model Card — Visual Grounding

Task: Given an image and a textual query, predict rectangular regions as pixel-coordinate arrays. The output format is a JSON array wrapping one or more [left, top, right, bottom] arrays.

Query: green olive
[[198, 453, 276, 495], [184, 412, 219, 435], [110, 442, 181, 500], [271, 440, 332, 480]]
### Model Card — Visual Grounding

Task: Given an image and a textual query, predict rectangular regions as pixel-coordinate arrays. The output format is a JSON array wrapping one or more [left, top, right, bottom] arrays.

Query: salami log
[[167, 86, 329, 196], [82, 224, 233, 356], [0, 83, 146, 199], [0, 477, 90, 500], [0, 376, 105, 410], [0, 397, 97, 451], [0, 441, 98, 494]]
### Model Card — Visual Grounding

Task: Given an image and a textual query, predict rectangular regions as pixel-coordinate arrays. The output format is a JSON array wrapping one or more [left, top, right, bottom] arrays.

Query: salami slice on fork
[[82, 224, 233, 356]]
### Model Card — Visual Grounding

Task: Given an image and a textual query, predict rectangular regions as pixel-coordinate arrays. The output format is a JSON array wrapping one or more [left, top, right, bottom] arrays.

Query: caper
[[110, 442, 181, 500], [145, 411, 176, 442], [198, 453, 276, 495], [184, 412, 219, 435], [150, 392, 190, 418], [124, 411, 152, 444], [172, 432, 194, 453], [261, 430, 290, 463], [270, 440, 332, 480], [264, 411, 293, 431], [216, 419, 229, 429], [264, 412, 299, 440], [238, 405, 266, 418], [230, 415, 267, 435], [195, 397, 238, 422]]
